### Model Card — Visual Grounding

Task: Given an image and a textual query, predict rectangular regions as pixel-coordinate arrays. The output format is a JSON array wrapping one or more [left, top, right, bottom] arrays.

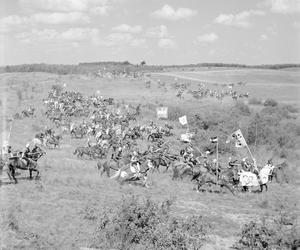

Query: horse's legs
[[221, 183, 235, 195], [29, 169, 33, 179], [105, 168, 110, 177], [35, 169, 40, 178], [11, 168, 17, 184]]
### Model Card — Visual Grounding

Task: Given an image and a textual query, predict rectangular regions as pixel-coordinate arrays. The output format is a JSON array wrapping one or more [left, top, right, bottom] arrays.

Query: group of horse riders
[[178, 144, 275, 182]]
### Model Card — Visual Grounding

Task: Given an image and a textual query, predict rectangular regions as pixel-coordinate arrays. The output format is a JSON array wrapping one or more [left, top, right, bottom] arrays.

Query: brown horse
[[6, 157, 39, 184], [191, 168, 236, 195]]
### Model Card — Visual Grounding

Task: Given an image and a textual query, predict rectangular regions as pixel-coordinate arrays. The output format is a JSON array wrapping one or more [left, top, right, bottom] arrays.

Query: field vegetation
[[0, 68, 299, 249]]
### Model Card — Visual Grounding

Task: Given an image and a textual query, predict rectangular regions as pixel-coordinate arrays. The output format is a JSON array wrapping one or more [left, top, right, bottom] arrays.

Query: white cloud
[[130, 38, 147, 48], [101, 32, 147, 48], [19, 0, 112, 15], [266, 0, 300, 14], [16, 29, 59, 43], [197, 32, 218, 43], [215, 10, 265, 28], [293, 21, 300, 28], [61, 28, 99, 41], [158, 38, 177, 49], [30, 12, 90, 24], [112, 24, 142, 33], [90, 5, 111, 16], [19, 0, 91, 12], [260, 34, 268, 40], [0, 15, 27, 32], [16, 28, 101, 44], [0, 12, 90, 32], [151, 4, 197, 20], [145, 25, 169, 38]]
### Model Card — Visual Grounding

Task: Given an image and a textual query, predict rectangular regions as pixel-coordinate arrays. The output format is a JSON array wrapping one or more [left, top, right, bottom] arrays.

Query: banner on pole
[[179, 115, 188, 125], [180, 133, 193, 143], [156, 107, 168, 119], [231, 129, 247, 148], [210, 136, 218, 143]]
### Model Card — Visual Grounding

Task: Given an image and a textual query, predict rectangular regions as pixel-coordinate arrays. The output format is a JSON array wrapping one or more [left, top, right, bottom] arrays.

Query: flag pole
[[216, 139, 219, 180], [246, 144, 255, 162]]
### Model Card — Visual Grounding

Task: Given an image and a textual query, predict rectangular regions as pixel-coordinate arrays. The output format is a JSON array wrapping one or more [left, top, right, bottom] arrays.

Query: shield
[[239, 172, 259, 187]]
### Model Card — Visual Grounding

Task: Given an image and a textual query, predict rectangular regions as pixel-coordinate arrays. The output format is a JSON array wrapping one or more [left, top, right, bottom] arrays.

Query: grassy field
[[0, 70, 299, 249], [152, 68, 300, 105]]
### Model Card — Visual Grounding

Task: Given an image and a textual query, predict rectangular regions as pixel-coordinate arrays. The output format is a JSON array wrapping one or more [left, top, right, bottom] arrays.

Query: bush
[[91, 196, 210, 250], [168, 106, 186, 121], [281, 104, 299, 114], [264, 98, 278, 107], [51, 84, 63, 95], [232, 203, 299, 250], [249, 97, 262, 105], [232, 101, 251, 116]]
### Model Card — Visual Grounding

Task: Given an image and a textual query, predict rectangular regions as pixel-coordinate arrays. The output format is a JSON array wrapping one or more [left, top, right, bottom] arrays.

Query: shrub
[[264, 98, 278, 107], [232, 205, 299, 250], [232, 101, 251, 116], [249, 97, 262, 105], [281, 104, 298, 114], [232, 221, 276, 249], [51, 84, 63, 95], [91, 196, 210, 250], [168, 105, 186, 121]]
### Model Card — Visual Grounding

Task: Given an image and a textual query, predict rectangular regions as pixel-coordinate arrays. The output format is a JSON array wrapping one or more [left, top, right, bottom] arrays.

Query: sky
[[0, 0, 299, 65]]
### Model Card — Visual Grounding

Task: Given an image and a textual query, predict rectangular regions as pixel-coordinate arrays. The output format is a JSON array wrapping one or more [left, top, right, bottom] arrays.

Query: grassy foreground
[[0, 71, 299, 249]]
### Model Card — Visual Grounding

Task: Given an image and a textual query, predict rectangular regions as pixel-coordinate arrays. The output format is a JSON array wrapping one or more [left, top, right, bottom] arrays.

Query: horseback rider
[[31, 144, 42, 161], [111, 146, 123, 167], [22, 144, 31, 166], [241, 157, 251, 171]]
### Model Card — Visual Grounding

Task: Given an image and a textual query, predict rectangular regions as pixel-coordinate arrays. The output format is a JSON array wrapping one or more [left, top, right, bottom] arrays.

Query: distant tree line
[[0, 62, 299, 75]]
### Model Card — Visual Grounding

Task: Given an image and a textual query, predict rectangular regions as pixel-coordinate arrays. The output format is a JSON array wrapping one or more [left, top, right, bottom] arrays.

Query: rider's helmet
[[267, 159, 273, 165], [26, 143, 30, 148]]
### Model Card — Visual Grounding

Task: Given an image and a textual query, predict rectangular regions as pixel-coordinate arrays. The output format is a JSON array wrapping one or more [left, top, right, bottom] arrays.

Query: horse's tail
[[73, 148, 78, 155]]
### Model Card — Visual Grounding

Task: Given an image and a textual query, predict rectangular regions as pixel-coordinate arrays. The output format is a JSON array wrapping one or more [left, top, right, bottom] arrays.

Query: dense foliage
[[91, 196, 210, 250]]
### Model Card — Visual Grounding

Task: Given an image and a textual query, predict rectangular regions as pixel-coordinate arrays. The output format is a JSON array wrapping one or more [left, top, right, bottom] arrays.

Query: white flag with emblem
[[231, 129, 247, 148], [179, 115, 188, 125], [156, 107, 168, 119]]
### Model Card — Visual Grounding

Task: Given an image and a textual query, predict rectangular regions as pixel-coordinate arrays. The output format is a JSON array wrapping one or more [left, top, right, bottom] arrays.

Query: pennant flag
[[231, 129, 247, 148], [179, 115, 188, 125], [156, 107, 168, 119], [180, 133, 193, 143], [210, 136, 218, 143]]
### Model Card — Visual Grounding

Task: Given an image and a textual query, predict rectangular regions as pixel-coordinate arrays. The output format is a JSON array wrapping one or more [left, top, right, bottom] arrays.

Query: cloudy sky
[[0, 0, 299, 65]]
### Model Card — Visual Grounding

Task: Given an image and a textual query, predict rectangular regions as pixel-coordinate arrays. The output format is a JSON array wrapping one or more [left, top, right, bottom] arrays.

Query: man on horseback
[[21, 144, 32, 166], [111, 146, 123, 167]]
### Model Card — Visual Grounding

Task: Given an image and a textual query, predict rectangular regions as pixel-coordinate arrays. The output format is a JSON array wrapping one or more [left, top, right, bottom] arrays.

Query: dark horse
[[6, 157, 39, 184], [191, 168, 236, 195]]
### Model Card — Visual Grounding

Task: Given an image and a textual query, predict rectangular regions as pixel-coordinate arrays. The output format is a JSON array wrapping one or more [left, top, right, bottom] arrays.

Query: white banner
[[179, 115, 188, 125], [231, 129, 247, 148], [180, 133, 193, 143], [156, 107, 168, 119]]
